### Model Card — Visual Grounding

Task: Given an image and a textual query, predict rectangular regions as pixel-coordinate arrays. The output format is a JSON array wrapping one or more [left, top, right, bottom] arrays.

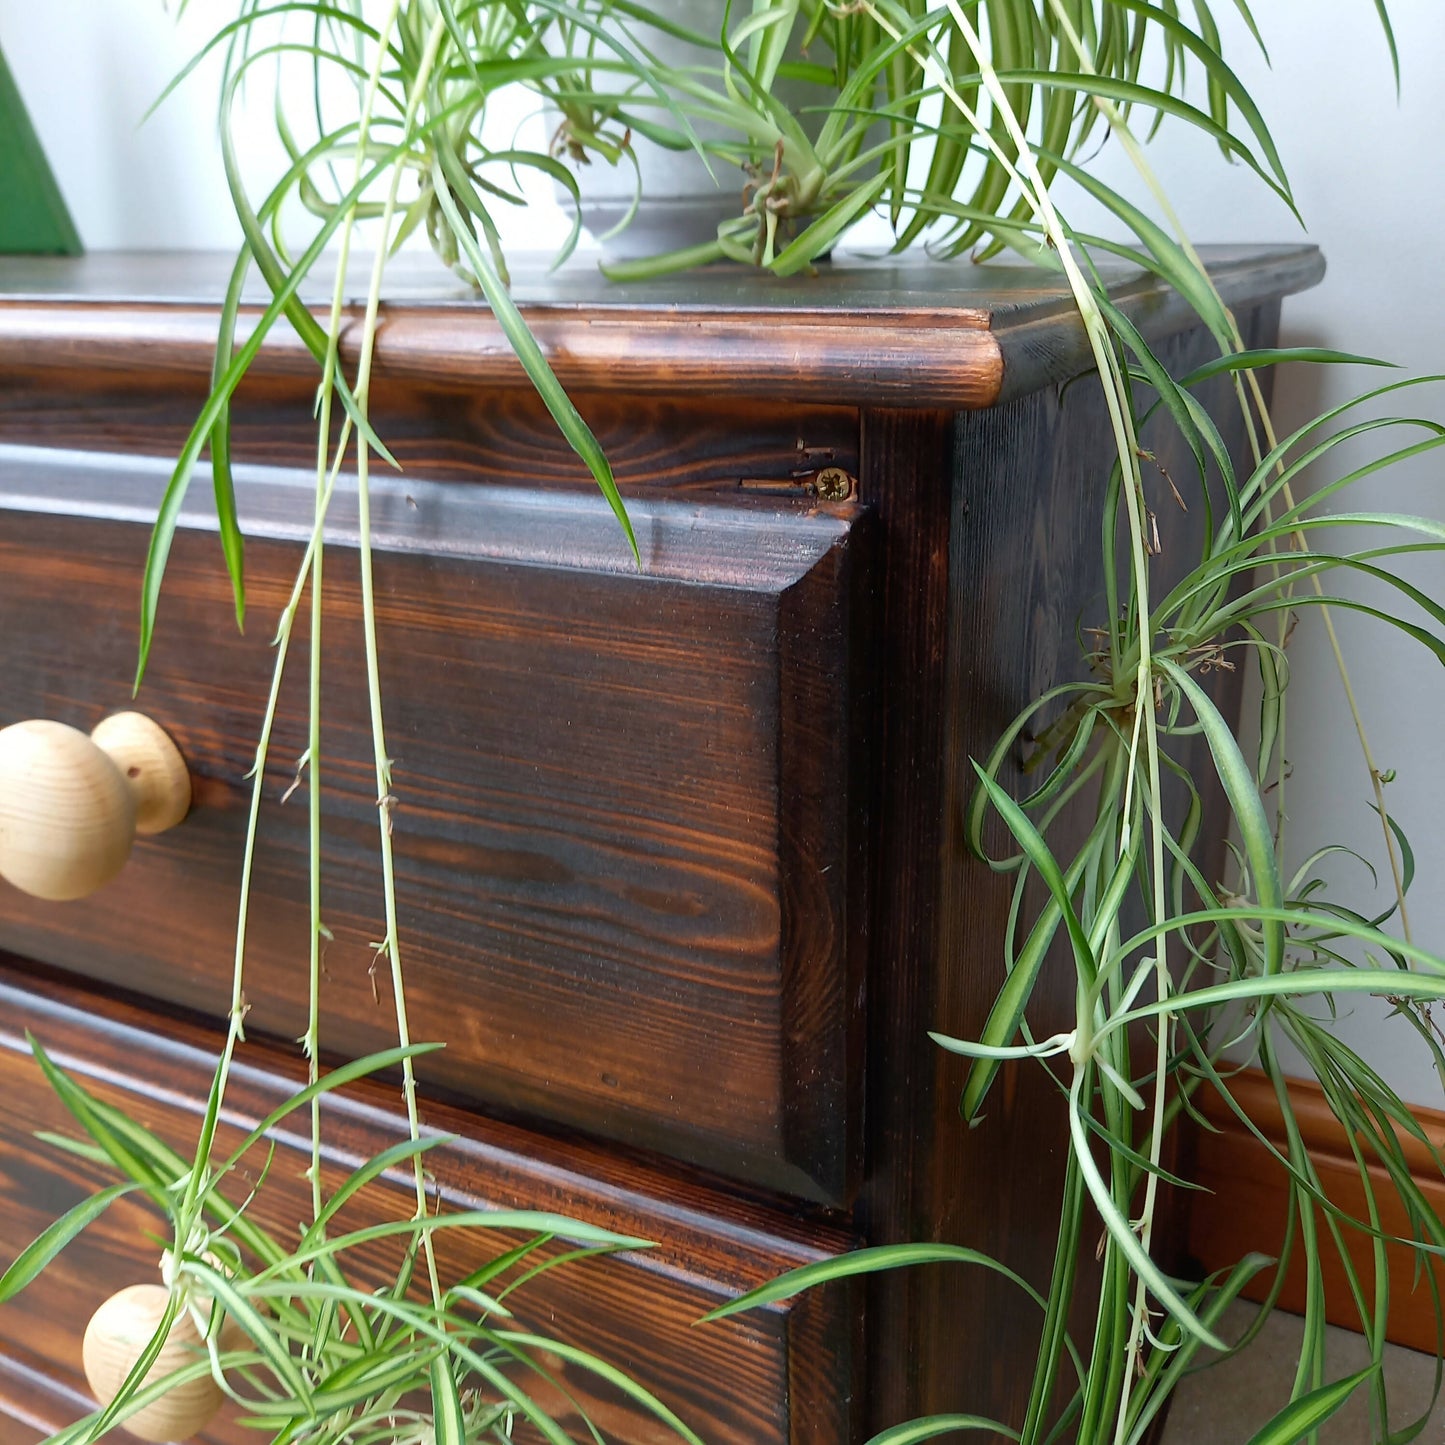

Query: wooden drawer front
[[0, 967, 859, 1444], [0, 446, 869, 1204]]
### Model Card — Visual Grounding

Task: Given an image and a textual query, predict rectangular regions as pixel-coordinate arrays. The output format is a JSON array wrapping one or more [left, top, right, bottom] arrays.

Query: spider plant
[[552, 0, 1298, 275], [705, 5, 1445, 1443], [3, 1, 1444, 1443], [4, 3, 710, 1442], [11, 1035, 696, 1444]]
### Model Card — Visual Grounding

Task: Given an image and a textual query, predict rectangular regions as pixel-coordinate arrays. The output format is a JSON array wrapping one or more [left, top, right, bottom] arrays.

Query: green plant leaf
[[1177, 347, 1394, 389], [1008, 70, 1293, 207], [134, 115, 416, 689], [959, 808, 1117, 1121], [449, 1234, 555, 1296], [1243, 1366, 1377, 1445], [1104, 942, 1445, 1042], [1039, 147, 1234, 341], [256, 1209, 651, 1282], [301, 1134, 455, 1245], [496, 1334, 707, 1443], [772, 170, 889, 274], [207, 246, 251, 632], [39, 1356, 225, 1445], [971, 764, 1097, 982], [0, 1182, 137, 1303], [430, 1355, 467, 1445], [212, 1042, 443, 1178], [87, 1287, 186, 1439], [700, 1241, 1048, 1324], [1371, 0, 1400, 91], [1078, 0, 1289, 191], [1158, 658, 1283, 974], [429, 150, 638, 561], [28, 1036, 171, 1206], [1065, 1072, 1223, 1349], [868, 1418, 1020, 1443], [185, 1262, 315, 1408]]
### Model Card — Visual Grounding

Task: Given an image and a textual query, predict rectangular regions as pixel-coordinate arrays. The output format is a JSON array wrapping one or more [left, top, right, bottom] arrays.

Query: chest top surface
[[0, 244, 1321, 408]]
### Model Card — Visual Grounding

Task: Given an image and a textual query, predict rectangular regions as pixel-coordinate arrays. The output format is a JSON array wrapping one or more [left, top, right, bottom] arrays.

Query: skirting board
[[1186, 1066, 1445, 1356]]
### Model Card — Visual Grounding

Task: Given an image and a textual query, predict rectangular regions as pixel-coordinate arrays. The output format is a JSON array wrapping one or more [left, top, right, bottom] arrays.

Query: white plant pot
[[552, 0, 825, 259]]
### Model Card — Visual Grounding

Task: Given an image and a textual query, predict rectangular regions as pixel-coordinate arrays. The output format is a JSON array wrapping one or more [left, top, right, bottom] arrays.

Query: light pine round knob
[[0, 712, 191, 901], [81, 1283, 224, 1442]]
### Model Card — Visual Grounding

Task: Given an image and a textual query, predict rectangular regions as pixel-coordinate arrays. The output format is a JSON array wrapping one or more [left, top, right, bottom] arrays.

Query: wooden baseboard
[[1186, 1067, 1445, 1355]]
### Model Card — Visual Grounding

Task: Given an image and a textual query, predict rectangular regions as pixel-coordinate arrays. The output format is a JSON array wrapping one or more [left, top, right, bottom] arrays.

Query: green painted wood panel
[[0, 43, 81, 254]]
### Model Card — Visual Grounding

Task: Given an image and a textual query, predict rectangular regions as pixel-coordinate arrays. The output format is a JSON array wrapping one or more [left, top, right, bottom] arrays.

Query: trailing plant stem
[[55, 6, 1439, 1441], [348, 5, 450, 1310], [1045, 0, 1412, 946], [176, 456, 345, 1250], [301, 0, 401, 1265], [923, 1, 1177, 1410]]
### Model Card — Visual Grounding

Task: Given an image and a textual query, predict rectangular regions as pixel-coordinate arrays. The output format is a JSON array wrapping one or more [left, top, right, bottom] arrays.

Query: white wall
[[1062, 0, 1445, 1105], [1, 4, 250, 251], [5, 1, 1444, 1101], [0, 1, 572, 253]]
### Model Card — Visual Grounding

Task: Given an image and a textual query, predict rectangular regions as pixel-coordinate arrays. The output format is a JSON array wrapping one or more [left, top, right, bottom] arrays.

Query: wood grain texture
[[853, 306, 1278, 1436], [0, 720, 136, 901], [1187, 1066, 1445, 1358], [992, 256, 1311, 401], [0, 246, 1321, 409], [0, 460, 871, 1204], [88, 711, 192, 836], [852, 406, 958, 1430], [81, 1286, 226, 1443], [0, 1346, 98, 1445], [0, 250, 1319, 1443], [0, 962, 859, 1445], [0, 371, 860, 500]]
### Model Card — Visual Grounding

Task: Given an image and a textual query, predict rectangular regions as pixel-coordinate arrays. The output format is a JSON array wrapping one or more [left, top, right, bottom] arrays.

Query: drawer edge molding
[[0, 963, 861, 1445], [0, 441, 858, 590], [0, 466, 873, 1201]]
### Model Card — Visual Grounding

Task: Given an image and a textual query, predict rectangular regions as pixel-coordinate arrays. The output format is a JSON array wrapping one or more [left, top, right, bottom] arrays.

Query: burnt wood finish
[[0, 963, 857, 1445], [0, 247, 1318, 1443], [837, 311, 1274, 1433], [856, 307, 1276, 1432], [0, 451, 869, 1204], [0, 381, 861, 500], [853, 406, 959, 1427], [0, 245, 1320, 408]]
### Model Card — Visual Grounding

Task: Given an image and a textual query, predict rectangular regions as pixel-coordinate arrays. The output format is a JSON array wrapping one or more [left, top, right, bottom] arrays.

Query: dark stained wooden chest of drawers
[[0, 245, 1320, 1442]]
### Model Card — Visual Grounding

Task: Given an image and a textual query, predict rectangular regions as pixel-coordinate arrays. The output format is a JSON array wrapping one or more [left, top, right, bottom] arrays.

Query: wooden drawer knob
[[0, 712, 190, 901], [82, 1283, 223, 1441]]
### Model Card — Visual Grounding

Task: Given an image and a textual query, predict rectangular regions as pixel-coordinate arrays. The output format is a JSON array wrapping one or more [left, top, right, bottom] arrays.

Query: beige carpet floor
[[1159, 1302, 1443, 1442]]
